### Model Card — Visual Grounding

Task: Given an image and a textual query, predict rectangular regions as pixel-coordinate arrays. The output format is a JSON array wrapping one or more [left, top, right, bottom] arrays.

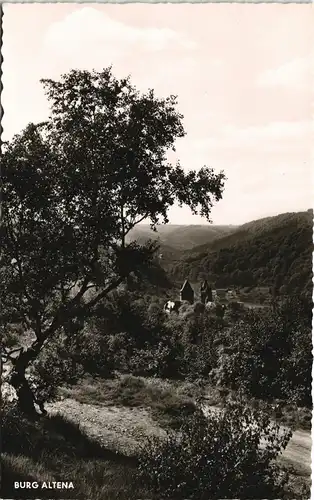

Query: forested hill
[[166, 210, 313, 297], [127, 223, 237, 250]]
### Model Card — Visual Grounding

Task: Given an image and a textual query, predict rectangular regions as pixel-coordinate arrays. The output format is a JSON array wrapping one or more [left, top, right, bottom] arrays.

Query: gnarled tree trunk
[[9, 341, 46, 418]]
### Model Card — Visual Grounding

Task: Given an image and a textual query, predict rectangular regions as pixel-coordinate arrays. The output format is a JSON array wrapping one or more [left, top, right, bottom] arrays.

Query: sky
[[2, 3, 313, 225]]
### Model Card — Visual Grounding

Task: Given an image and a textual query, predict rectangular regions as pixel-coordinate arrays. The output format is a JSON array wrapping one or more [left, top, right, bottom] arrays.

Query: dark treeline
[[166, 210, 313, 298]]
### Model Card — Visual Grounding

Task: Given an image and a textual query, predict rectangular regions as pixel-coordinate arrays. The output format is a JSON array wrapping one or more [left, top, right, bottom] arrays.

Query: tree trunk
[[7, 277, 125, 416], [10, 368, 38, 418], [9, 341, 45, 418]]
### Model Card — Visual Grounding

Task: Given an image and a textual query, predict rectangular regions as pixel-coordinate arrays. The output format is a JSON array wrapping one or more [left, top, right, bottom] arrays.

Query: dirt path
[[279, 429, 312, 475], [47, 398, 166, 457], [47, 398, 311, 478]]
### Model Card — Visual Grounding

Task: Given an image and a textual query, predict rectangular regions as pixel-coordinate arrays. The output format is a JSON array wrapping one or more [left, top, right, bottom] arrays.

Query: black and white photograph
[[0, 3, 312, 499]]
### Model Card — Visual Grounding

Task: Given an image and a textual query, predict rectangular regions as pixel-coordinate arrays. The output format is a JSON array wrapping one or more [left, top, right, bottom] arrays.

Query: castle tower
[[180, 279, 194, 304], [200, 279, 213, 304]]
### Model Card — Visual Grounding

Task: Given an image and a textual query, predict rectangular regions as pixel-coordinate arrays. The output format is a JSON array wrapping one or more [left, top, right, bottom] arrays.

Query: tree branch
[[2, 346, 24, 362], [82, 276, 125, 312], [124, 212, 150, 237], [5, 221, 33, 304]]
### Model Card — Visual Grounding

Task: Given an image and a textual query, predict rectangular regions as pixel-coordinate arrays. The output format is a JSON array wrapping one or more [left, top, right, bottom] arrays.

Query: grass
[[1, 407, 151, 500], [245, 396, 312, 432], [60, 374, 201, 429], [201, 382, 312, 431], [279, 404, 312, 431], [1, 375, 200, 499], [2, 452, 144, 500], [61, 374, 311, 431], [2, 374, 310, 499]]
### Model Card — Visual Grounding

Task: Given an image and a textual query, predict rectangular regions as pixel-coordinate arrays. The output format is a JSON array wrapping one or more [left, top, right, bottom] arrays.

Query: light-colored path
[[47, 398, 311, 478], [280, 429, 312, 474], [46, 398, 166, 457]]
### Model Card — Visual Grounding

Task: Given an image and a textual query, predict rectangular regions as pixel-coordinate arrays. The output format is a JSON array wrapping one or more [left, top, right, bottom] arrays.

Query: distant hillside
[[167, 210, 313, 298], [127, 224, 237, 251]]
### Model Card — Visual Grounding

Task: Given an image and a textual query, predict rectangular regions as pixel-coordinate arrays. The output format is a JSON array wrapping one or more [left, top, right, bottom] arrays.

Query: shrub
[[192, 301, 205, 315], [30, 333, 84, 405], [1, 323, 23, 348], [128, 340, 185, 379], [224, 300, 247, 323], [215, 298, 312, 407], [138, 400, 292, 499]]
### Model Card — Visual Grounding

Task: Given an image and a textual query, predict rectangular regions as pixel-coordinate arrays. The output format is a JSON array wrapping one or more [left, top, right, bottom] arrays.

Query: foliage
[[138, 400, 292, 499], [65, 292, 184, 378], [223, 300, 247, 323], [30, 334, 84, 405], [214, 297, 312, 407], [55, 290, 311, 411], [168, 210, 313, 297], [61, 374, 198, 431], [59, 290, 223, 381], [1, 67, 225, 413], [0, 323, 23, 348]]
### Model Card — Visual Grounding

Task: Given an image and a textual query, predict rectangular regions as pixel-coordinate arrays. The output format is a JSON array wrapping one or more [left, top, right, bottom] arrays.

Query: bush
[[224, 300, 247, 323], [138, 400, 292, 499], [30, 333, 84, 405], [215, 300, 312, 407], [128, 340, 185, 379], [1, 323, 23, 348]]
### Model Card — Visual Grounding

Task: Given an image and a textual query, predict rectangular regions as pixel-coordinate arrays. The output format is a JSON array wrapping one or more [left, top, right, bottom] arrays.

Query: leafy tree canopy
[[0, 68, 225, 415]]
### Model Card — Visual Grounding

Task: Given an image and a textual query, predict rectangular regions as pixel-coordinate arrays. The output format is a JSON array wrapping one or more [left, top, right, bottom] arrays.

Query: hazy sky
[[2, 3, 313, 225]]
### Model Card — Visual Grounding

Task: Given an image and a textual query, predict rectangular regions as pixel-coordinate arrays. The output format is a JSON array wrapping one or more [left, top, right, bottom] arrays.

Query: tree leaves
[[138, 400, 291, 499], [1, 67, 225, 411]]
